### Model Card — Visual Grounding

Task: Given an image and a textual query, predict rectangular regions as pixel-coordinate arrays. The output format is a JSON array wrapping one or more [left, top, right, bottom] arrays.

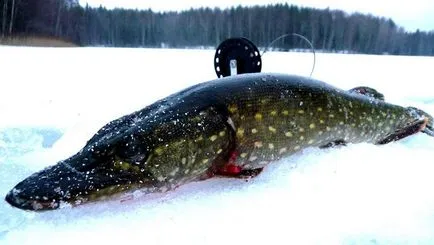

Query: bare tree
[[2, 0, 8, 37], [55, 0, 63, 36], [8, 0, 14, 34]]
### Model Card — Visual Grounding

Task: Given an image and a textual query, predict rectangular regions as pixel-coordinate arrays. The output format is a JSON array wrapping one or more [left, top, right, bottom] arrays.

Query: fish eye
[[116, 140, 149, 163]]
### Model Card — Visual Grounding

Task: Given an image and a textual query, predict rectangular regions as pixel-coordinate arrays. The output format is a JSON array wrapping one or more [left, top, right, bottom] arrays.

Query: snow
[[1, 46, 434, 244]]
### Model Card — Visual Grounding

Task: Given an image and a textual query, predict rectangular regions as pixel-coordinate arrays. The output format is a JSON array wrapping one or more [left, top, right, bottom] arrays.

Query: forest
[[1, 0, 434, 55]]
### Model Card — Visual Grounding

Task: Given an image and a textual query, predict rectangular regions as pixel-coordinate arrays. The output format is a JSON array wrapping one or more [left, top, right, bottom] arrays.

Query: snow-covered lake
[[1, 47, 434, 245]]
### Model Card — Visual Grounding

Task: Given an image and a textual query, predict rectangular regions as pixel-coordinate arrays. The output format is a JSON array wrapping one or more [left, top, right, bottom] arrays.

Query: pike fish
[[5, 73, 434, 211]]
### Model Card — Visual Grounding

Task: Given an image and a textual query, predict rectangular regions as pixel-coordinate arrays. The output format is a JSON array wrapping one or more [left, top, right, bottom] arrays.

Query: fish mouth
[[4, 159, 145, 211], [5, 188, 60, 210], [5, 161, 93, 211]]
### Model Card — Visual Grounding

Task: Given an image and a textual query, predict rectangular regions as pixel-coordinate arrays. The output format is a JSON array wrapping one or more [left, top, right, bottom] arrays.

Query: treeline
[[1, 0, 434, 55]]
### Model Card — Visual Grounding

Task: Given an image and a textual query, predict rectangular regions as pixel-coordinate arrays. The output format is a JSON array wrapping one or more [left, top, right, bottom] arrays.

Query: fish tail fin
[[407, 107, 434, 137]]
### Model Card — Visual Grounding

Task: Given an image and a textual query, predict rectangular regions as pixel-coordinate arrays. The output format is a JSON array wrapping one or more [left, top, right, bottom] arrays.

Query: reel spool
[[214, 37, 262, 78]]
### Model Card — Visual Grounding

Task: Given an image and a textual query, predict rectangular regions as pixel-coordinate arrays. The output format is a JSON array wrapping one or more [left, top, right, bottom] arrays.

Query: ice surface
[[0, 47, 434, 244]]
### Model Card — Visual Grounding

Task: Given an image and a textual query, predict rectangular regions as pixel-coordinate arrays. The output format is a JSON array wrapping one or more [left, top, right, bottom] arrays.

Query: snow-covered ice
[[0, 47, 434, 244]]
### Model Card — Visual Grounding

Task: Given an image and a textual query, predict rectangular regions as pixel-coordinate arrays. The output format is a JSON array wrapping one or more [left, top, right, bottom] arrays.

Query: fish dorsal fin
[[348, 86, 385, 101]]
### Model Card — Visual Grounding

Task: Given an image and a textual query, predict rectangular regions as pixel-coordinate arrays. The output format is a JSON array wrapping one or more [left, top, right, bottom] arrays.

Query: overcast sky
[[79, 0, 434, 32]]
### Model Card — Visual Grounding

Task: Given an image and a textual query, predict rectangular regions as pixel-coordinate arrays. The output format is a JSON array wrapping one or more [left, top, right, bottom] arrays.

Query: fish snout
[[5, 187, 52, 211], [5, 161, 101, 211]]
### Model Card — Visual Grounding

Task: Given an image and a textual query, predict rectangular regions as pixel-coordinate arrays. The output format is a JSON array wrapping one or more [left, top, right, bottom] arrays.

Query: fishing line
[[262, 33, 316, 77]]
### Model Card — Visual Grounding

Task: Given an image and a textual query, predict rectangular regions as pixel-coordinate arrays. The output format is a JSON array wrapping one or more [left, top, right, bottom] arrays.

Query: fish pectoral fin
[[216, 166, 263, 179], [319, 139, 347, 149], [348, 86, 385, 101], [237, 168, 263, 179], [213, 151, 263, 179], [376, 118, 428, 145]]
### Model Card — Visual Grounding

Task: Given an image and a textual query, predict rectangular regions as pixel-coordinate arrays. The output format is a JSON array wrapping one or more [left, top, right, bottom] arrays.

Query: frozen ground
[[0, 47, 434, 245]]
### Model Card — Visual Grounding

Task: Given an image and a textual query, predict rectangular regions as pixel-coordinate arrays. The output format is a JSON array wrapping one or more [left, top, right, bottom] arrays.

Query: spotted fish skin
[[5, 73, 433, 211]]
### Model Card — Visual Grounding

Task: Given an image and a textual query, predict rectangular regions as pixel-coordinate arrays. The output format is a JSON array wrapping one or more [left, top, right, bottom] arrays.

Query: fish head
[[5, 106, 233, 211], [5, 131, 156, 211]]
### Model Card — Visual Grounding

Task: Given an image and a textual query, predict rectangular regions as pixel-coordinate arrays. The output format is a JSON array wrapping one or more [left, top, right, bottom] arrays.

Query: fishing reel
[[214, 37, 262, 78], [213, 34, 316, 78]]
